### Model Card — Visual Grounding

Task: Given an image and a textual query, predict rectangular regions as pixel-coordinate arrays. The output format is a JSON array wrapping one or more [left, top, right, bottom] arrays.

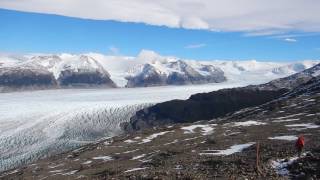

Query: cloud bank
[[284, 38, 297, 42], [1, 0, 320, 35]]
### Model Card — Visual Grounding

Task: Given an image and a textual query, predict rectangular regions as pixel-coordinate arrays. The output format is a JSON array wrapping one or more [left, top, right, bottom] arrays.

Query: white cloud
[[284, 38, 297, 42], [1, 0, 320, 35], [108, 46, 120, 55], [185, 43, 206, 49], [271, 32, 320, 39]]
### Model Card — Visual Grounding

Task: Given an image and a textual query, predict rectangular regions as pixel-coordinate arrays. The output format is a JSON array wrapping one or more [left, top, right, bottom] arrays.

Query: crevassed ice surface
[[0, 81, 257, 172]]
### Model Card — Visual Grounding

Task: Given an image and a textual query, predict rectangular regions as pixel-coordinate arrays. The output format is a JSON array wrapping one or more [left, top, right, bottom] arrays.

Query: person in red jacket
[[295, 135, 305, 157]]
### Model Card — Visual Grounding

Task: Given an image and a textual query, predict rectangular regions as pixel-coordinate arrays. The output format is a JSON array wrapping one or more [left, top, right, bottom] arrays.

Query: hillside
[[124, 63, 320, 131]]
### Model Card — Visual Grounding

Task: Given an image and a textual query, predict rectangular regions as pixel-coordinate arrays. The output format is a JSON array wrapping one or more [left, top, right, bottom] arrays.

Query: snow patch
[[273, 113, 305, 120], [124, 167, 148, 173], [272, 118, 300, 123], [306, 114, 315, 117], [181, 124, 216, 135], [312, 69, 320, 77], [270, 153, 308, 176], [49, 169, 64, 173], [124, 139, 137, 144], [4, 169, 20, 175], [224, 132, 241, 136], [199, 142, 255, 156], [48, 163, 64, 169], [164, 139, 179, 146], [62, 170, 78, 175], [232, 121, 266, 127], [268, 135, 298, 141], [138, 131, 173, 144], [123, 149, 139, 154], [286, 123, 320, 129], [92, 156, 113, 161], [131, 154, 146, 160], [81, 161, 92, 165], [183, 136, 201, 141]]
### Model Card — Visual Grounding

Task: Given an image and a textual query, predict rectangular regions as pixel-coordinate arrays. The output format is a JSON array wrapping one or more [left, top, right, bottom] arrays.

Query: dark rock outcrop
[[126, 64, 167, 87], [54, 55, 117, 88], [58, 70, 116, 87], [124, 88, 287, 131], [0, 65, 57, 92], [124, 63, 320, 131], [283, 75, 320, 98]]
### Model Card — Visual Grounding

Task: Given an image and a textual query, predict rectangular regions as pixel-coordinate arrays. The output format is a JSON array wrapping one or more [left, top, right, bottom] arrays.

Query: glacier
[[0, 82, 257, 172]]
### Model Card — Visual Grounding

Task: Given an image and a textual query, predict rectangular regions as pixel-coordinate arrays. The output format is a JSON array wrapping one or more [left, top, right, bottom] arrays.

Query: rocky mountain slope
[[0, 55, 116, 92], [124, 63, 320, 131], [256, 62, 320, 90], [2, 69, 319, 179], [30, 54, 116, 88], [123, 88, 287, 131], [125, 59, 226, 87], [0, 50, 318, 92], [0, 63, 57, 92]]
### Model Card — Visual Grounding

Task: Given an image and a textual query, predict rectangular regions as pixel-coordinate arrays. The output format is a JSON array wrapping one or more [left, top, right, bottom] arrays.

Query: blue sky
[[0, 8, 320, 61]]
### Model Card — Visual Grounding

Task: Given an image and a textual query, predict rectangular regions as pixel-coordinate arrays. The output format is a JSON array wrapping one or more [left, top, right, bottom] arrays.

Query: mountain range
[[0, 50, 318, 92]]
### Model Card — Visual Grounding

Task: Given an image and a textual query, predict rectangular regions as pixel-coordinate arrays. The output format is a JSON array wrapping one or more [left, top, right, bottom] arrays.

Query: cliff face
[[123, 63, 320, 131], [125, 64, 167, 87], [0, 65, 57, 92], [124, 88, 287, 131], [57, 70, 116, 87]]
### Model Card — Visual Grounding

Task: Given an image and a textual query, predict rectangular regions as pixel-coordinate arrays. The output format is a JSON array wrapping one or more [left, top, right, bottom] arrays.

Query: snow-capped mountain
[[0, 62, 57, 92], [0, 54, 116, 92], [258, 63, 320, 90], [0, 50, 319, 92], [30, 54, 117, 88], [123, 51, 319, 88], [125, 60, 226, 87]]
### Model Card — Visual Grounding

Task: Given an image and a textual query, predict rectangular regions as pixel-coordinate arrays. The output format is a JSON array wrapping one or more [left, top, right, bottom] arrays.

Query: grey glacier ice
[[0, 83, 253, 172]]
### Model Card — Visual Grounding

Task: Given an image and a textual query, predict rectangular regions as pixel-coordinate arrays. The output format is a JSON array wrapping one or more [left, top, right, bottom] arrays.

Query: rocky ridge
[[123, 63, 320, 131]]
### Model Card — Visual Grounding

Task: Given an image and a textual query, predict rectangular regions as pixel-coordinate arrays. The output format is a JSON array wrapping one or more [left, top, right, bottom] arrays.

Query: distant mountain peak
[[0, 52, 319, 92]]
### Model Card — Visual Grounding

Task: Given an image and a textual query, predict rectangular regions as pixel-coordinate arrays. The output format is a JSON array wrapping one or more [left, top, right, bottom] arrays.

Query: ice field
[[0, 81, 255, 171]]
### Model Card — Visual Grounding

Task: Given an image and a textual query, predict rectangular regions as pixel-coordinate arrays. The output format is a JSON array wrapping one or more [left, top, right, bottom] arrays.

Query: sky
[[0, 0, 320, 61]]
